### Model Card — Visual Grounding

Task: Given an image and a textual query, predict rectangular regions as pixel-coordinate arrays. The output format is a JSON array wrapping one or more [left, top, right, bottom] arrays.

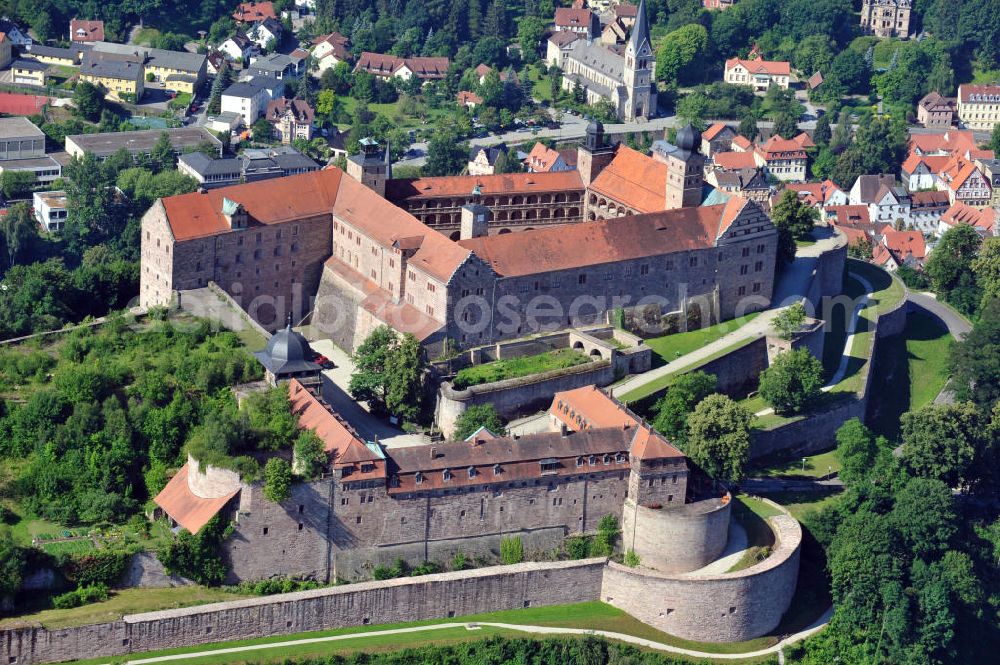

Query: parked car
[[314, 355, 335, 369]]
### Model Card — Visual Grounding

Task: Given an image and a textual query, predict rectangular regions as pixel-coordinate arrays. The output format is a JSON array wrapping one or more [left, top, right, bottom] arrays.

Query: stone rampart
[[187, 455, 241, 499], [620, 495, 731, 574], [601, 510, 802, 643], [1, 559, 607, 665]]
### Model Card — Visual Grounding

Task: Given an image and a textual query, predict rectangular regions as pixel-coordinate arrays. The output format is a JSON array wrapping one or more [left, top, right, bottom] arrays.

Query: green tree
[[813, 113, 832, 146], [900, 402, 982, 488], [149, 132, 176, 172], [684, 394, 753, 481], [834, 418, 878, 487], [972, 237, 1000, 306], [0, 203, 38, 270], [651, 371, 717, 442], [73, 80, 105, 121], [656, 23, 709, 86], [384, 333, 426, 422], [252, 118, 275, 143], [0, 527, 26, 599], [925, 223, 982, 308], [758, 348, 824, 415], [738, 113, 758, 141], [772, 112, 799, 140], [293, 430, 326, 480], [157, 515, 228, 586], [949, 298, 1000, 410], [517, 16, 545, 64], [453, 403, 507, 441], [771, 189, 816, 266], [0, 170, 37, 199], [424, 128, 469, 176], [793, 35, 835, 77], [349, 325, 397, 412], [262, 457, 293, 503], [990, 123, 1000, 158], [772, 302, 807, 341]]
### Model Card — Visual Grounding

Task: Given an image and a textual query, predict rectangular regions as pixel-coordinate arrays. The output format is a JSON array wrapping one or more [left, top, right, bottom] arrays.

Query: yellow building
[[21, 43, 88, 67], [958, 84, 1000, 132], [89, 43, 206, 94], [10, 59, 47, 86], [79, 51, 144, 100]]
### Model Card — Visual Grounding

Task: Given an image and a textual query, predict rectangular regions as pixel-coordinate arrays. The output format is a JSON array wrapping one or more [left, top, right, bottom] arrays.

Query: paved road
[[108, 613, 833, 665], [741, 478, 844, 493], [906, 291, 972, 341]]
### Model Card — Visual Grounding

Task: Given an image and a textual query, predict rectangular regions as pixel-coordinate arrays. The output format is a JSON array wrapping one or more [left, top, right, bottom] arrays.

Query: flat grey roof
[[66, 127, 222, 156], [179, 152, 242, 176], [11, 59, 49, 72], [0, 116, 44, 139], [0, 155, 62, 169]]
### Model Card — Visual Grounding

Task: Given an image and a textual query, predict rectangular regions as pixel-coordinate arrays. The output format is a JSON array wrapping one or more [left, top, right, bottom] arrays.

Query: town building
[[311, 32, 351, 73], [241, 145, 319, 180], [79, 51, 145, 99], [0, 117, 62, 186], [265, 97, 314, 143], [974, 158, 1000, 206], [354, 53, 449, 81], [546, 31, 582, 66], [873, 228, 925, 271], [456, 90, 482, 109], [701, 123, 737, 158], [0, 17, 31, 46], [0, 33, 11, 70], [65, 126, 222, 160], [601, 17, 629, 45], [467, 144, 510, 176], [10, 59, 47, 86], [22, 43, 89, 67], [233, 1, 277, 23], [850, 174, 912, 225], [90, 42, 207, 93], [219, 32, 259, 63], [938, 202, 997, 237], [901, 153, 952, 191], [781, 180, 848, 211], [860, 0, 911, 39], [712, 150, 758, 171], [918, 92, 956, 129], [247, 51, 306, 80], [754, 133, 811, 182], [724, 53, 790, 92], [703, 0, 735, 8], [908, 190, 950, 234], [32, 190, 67, 232], [246, 17, 283, 50], [206, 51, 225, 76], [829, 205, 875, 247], [559, 0, 656, 122], [222, 79, 277, 127], [958, 84, 1000, 132], [178, 153, 243, 189], [938, 157, 991, 207], [706, 168, 771, 207], [524, 142, 575, 173], [69, 18, 104, 42], [554, 6, 598, 38]]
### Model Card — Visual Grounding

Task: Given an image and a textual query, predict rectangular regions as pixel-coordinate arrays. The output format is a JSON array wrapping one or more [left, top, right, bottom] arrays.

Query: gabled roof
[[313, 32, 350, 60], [959, 83, 1000, 104], [457, 90, 483, 105], [266, 97, 315, 124], [783, 180, 843, 206], [725, 56, 790, 76], [458, 203, 753, 277], [829, 204, 872, 227], [901, 153, 951, 176], [940, 157, 982, 192], [70, 18, 104, 42], [879, 228, 926, 262], [703, 122, 735, 142], [713, 150, 758, 170], [732, 135, 753, 151], [941, 202, 997, 233], [756, 134, 808, 159], [385, 170, 583, 200], [524, 141, 564, 172], [852, 174, 897, 203], [154, 463, 238, 534], [909, 130, 978, 157], [549, 31, 582, 47], [233, 1, 276, 22], [588, 144, 667, 213], [554, 7, 595, 28], [355, 52, 449, 78], [910, 190, 950, 208], [919, 91, 956, 111]]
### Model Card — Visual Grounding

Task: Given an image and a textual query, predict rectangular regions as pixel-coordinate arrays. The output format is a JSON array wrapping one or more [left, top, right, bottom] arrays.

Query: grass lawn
[[131, 27, 162, 45], [868, 309, 953, 438], [1, 587, 252, 630], [64, 602, 783, 665], [339, 96, 450, 132], [453, 348, 590, 389], [236, 326, 267, 352], [752, 449, 841, 480], [526, 64, 555, 103], [734, 494, 783, 520], [760, 490, 842, 523], [643, 312, 762, 368], [728, 497, 777, 573], [619, 335, 761, 406]]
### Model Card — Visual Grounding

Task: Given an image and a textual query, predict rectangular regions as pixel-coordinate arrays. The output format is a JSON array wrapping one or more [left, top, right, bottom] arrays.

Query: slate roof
[[80, 50, 143, 81], [91, 41, 206, 74], [178, 152, 241, 177]]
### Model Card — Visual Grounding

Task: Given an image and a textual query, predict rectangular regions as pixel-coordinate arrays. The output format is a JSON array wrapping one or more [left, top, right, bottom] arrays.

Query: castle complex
[[860, 0, 911, 39], [154, 382, 729, 582], [139, 121, 778, 354]]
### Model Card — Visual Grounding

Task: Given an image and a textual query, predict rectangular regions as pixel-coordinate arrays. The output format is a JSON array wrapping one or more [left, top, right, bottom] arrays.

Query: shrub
[[500, 536, 524, 564], [451, 551, 468, 571], [565, 536, 590, 559], [624, 550, 640, 567], [262, 458, 292, 503], [63, 550, 132, 587], [410, 561, 441, 576], [52, 583, 109, 609], [591, 515, 620, 556]]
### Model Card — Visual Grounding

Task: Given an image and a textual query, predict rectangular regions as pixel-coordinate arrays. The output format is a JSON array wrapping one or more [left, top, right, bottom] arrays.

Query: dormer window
[[415, 472, 424, 485], [603, 455, 611, 465], [576, 457, 585, 467], [588, 455, 596, 466], [361, 462, 375, 473], [443, 469, 452, 482], [616, 453, 626, 463], [468, 466, 477, 479], [493, 464, 502, 476]]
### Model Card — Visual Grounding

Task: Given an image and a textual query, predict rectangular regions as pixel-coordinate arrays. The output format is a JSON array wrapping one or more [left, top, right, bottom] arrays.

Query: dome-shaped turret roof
[[253, 321, 322, 376], [676, 124, 700, 152], [586, 118, 604, 135]]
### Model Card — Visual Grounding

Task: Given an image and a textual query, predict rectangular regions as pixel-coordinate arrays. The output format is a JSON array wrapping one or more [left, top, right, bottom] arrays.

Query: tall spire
[[627, 0, 651, 56]]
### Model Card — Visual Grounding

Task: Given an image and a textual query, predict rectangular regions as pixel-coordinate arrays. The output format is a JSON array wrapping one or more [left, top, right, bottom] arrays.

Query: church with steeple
[[556, 0, 657, 122]]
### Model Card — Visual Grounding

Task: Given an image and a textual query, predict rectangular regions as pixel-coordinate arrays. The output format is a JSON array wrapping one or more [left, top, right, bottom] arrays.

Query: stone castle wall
[[601, 511, 802, 643], [620, 496, 731, 574], [2, 560, 607, 665]]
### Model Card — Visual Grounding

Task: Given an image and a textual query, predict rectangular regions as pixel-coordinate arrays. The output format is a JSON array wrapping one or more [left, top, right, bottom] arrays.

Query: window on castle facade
[[578, 274, 586, 285], [426, 305, 434, 316], [755, 261, 763, 272], [740, 265, 748, 275], [640, 264, 649, 276], [738, 285, 746, 296], [689, 257, 697, 267], [753, 282, 761, 293]]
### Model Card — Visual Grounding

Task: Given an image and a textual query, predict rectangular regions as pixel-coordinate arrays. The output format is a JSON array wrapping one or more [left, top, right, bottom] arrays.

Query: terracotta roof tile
[[70, 19, 104, 42], [725, 57, 790, 76], [714, 150, 758, 170], [902, 153, 952, 176], [783, 180, 842, 206], [959, 83, 1000, 104], [732, 135, 753, 151], [880, 229, 926, 261], [941, 202, 997, 232], [154, 464, 238, 534], [458, 204, 734, 277], [385, 170, 583, 200], [525, 142, 563, 171], [703, 122, 733, 142], [828, 204, 871, 227], [588, 145, 667, 213], [555, 7, 594, 27], [233, 1, 276, 22]]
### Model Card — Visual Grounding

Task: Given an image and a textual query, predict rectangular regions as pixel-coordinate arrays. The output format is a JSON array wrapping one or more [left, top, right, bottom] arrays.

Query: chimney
[[560, 423, 569, 436], [430, 446, 437, 459]]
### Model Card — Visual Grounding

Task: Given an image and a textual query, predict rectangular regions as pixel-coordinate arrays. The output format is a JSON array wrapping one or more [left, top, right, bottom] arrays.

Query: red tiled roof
[[457, 90, 483, 105], [756, 135, 807, 159], [0, 92, 50, 115], [549, 31, 582, 47], [783, 180, 842, 206], [732, 135, 753, 151], [233, 1, 276, 22], [959, 84, 1000, 104], [615, 3, 638, 17], [909, 130, 978, 157], [475, 63, 492, 78], [458, 203, 748, 277], [829, 205, 872, 228], [901, 153, 952, 176], [555, 7, 594, 28], [910, 190, 951, 208], [714, 150, 758, 170], [154, 464, 238, 534], [313, 32, 351, 60], [525, 141, 562, 172], [941, 202, 997, 233], [703, 122, 734, 142], [940, 157, 981, 192], [386, 170, 583, 200], [725, 57, 790, 76], [792, 132, 814, 149], [880, 229, 926, 262], [70, 19, 104, 42], [355, 52, 449, 79], [588, 145, 668, 213]]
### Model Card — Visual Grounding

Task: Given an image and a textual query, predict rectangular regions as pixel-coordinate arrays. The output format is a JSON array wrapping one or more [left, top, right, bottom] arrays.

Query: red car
[[314, 355, 335, 369]]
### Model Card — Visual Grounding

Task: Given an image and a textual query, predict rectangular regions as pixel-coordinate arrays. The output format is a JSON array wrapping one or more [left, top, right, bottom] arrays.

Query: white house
[[219, 32, 259, 62], [724, 55, 790, 92], [247, 17, 282, 50], [33, 190, 68, 233], [312, 32, 350, 74], [221, 80, 271, 127], [0, 18, 32, 46], [850, 174, 912, 226]]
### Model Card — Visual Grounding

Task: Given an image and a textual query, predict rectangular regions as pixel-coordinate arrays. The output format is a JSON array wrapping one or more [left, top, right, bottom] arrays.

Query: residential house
[[938, 157, 991, 207], [806, 71, 824, 92], [69, 18, 104, 43], [703, 0, 736, 8], [265, 97, 314, 143], [975, 158, 1000, 206], [219, 32, 259, 63], [22, 43, 89, 67], [456, 90, 482, 108], [938, 202, 997, 237], [850, 174, 912, 225], [554, 7, 598, 38], [828, 205, 874, 248], [546, 31, 582, 67], [601, 18, 629, 45], [754, 133, 811, 182], [91, 42, 207, 93], [706, 168, 771, 206], [474, 64, 517, 85], [247, 17, 283, 50], [177, 152, 242, 189], [731, 135, 753, 151], [205, 111, 243, 134], [79, 51, 144, 100], [222, 80, 272, 127], [908, 129, 981, 158], [248, 51, 305, 79], [700, 123, 737, 158], [712, 150, 758, 171], [0, 117, 62, 186], [782, 179, 847, 212], [900, 153, 952, 191], [873, 229, 926, 271], [958, 84, 1000, 132], [233, 1, 277, 24], [206, 51, 225, 76], [860, 0, 911, 38], [524, 142, 575, 173], [909, 190, 950, 234], [312, 32, 350, 74], [615, 3, 638, 27], [724, 55, 790, 92], [10, 59, 47, 86], [467, 144, 510, 176], [32, 190, 68, 232], [917, 92, 956, 129], [0, 33, 11, 70], [0, 18, 32, 46], [354, 53, 449, 81]]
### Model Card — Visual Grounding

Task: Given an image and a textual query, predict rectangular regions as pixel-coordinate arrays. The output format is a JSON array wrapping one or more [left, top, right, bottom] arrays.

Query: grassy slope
[[643, 312, 762, 367], [453, 348, 590, 389]]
